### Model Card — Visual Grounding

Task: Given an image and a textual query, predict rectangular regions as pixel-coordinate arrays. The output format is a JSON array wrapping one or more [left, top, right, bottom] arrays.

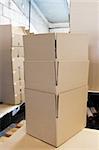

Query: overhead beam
[[31, 0, 49, 26], [49, 22, 69, 29]]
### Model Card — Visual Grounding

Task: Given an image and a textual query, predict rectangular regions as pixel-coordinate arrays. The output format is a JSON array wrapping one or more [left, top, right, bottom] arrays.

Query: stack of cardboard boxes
[[0, 25, 25, 104], [88, 34, 99, 91], [24, 33, 89, 147]]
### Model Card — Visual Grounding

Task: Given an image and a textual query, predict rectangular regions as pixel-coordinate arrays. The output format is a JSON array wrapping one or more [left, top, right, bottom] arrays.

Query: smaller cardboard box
[[26, 85, 87, 147]]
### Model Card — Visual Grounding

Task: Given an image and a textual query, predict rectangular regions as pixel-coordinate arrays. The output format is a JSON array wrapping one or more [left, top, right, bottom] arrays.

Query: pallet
[[0, 103, 25, 132]]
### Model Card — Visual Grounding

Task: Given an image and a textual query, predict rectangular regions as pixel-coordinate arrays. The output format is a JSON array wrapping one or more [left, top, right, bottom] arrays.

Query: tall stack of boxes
[[0, 25, 25, 105], [24, 33, 89, 147]]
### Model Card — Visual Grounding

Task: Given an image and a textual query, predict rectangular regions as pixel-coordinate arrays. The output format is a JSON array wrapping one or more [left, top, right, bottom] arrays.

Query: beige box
[[0, 25, 26, 104], [88, 34, 99, 63], [26, 85, 87, 147], [12, 34, 23, 47], [12, 58, 20, 71], [12, 57, 24, 70], [20, 80, 25, 102], [12, 47, 24, 58], [25, 61, 89, 93], [88, 62, 99, 91], [12, 26, 26, 35], [12, 47, 19, 58], [19, 68, 24, 81], [13, 70, 20, 82], [2, 81, 21, 105], [18, 47, 24, 57], [23, 33, 88, 61], [20, 91, 25, 102]]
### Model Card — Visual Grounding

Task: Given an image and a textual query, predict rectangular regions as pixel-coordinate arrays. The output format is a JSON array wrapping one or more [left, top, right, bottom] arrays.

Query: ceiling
[[33, 0, 69, 23]]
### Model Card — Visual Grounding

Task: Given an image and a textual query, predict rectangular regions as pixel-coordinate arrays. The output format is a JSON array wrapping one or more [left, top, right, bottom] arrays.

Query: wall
[[70, 0, 99, 33], [70, 0, 99, 91], [0, 0, 49, 33]]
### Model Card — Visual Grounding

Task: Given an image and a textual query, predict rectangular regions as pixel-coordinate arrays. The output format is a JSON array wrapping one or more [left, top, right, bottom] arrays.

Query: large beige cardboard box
[[26, 85, 87, 147], [23, 33, 88, 61], [25, 61, 89, 93]]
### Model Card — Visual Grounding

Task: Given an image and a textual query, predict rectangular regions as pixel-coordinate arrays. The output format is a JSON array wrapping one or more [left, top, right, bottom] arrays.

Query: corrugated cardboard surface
[[0, 25, 25, 104], [70, 1, 99, 91], [2, 81, 21, 105], [23, 33, 55, 61], [56, 33, 88, 61], [23, 33, 88, 61], [25, 61, 89, 93], [12, 34, 23, 47], [26, 85, 87, 147], [26, 89, 56, 146], [88, 34, 99, 62], [12, 47, 24, 58], [56, 86, 87, 146], [24, 33, 89, 147], [12, 26, 26, 35], [20, 80, 25, 102], [88, 62, 99, 91]]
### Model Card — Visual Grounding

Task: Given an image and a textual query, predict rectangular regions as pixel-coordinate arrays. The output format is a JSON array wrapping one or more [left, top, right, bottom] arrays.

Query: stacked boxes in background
[[88, 34, 99, 91], [0, 25, 26, 105], [24, 33, 89, 147]]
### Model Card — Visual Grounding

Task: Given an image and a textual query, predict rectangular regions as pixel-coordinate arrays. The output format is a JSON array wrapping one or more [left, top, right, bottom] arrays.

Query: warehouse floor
[[0, 122, 99, 150]]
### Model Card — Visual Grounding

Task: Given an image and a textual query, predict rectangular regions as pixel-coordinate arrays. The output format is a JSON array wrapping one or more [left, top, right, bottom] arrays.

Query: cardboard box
[[25, 61, 89, 93], [2, 81, 21, 105], [18, 47, 24, 57], [13, 70, 20, 82], [0, 25, 25, 104], [12, 26, 26, 35], [12, 34, 23, 47], [26, 85, 87, 147], [12, 47, 24, 58], [20, 80, 25, 102], [19, 67, 24, 80], [12, 47, 19, 58], [12, 57, 24, 70], [23, 33, 88, 61], [88, 62, 99, 91]]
